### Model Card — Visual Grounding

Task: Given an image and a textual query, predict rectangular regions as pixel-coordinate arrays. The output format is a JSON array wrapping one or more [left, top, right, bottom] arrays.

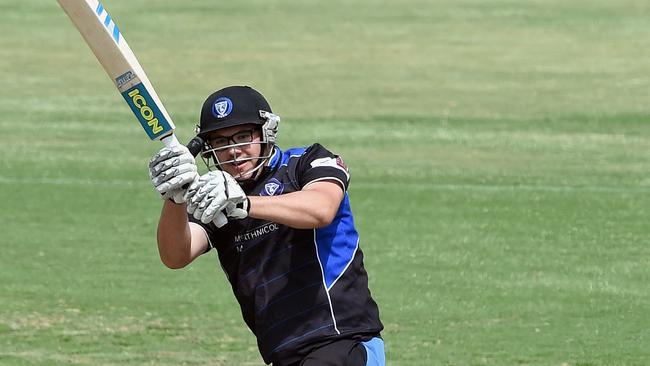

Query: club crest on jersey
[[212, 97, 233, 118], [261, 178, 284, 196]]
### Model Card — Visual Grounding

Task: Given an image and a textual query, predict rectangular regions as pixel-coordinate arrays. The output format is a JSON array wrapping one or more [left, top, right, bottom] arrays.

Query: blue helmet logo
[[212, 97, 233, 118]]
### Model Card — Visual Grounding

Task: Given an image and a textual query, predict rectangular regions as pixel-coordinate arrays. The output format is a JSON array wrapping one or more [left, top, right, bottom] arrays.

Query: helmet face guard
[[199, 110, 280, 180]]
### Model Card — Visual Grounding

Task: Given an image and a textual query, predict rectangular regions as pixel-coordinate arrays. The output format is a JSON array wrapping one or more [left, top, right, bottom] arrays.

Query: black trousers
[[298, 338, 367, 366]]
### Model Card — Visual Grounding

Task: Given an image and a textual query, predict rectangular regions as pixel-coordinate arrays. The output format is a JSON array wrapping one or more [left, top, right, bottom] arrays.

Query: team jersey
[[189, 143, 383, 365]]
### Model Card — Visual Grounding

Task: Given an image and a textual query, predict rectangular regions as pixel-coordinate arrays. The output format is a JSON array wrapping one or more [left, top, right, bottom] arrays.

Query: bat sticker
[[122, 84, 173, 139]]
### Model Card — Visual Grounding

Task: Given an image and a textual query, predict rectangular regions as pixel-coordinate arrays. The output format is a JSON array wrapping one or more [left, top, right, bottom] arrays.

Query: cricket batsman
[[148, 86, 385, 365]]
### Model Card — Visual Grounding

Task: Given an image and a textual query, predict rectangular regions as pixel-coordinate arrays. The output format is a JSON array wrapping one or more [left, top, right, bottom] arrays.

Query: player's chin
[[236, 166, 256, 181], [235, 173, 254, 182]]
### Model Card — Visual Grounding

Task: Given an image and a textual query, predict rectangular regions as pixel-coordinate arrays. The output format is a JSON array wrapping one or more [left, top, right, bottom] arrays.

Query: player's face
[[206, 124, 263, 180]]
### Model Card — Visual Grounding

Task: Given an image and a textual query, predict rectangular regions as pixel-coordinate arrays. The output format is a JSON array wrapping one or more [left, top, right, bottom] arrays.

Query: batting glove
[[149, 145, 198, 204], [185, 171, 249, 224], [223, 173, 250, 220]]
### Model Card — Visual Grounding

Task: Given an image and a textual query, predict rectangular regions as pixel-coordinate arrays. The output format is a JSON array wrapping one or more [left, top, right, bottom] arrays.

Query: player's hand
[[149, 145, 198, 204], [185, 171, 249, 224]]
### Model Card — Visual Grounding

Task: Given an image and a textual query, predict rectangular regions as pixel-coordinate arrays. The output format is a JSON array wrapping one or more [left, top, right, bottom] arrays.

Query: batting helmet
[[195, 86, 280, 179]]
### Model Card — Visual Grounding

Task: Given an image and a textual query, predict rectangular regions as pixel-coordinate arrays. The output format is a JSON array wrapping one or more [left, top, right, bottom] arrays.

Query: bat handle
[[161, 133, 181, 147]]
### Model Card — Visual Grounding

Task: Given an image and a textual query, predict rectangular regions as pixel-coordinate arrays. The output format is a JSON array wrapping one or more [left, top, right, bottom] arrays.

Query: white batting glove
[[222, 173, 250, 220], [148, 145, 198, 204], [185, 171, 249, 224]]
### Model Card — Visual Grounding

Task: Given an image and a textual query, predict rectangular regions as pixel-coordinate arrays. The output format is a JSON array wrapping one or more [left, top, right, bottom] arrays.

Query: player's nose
[[226, 145, 243, 159]]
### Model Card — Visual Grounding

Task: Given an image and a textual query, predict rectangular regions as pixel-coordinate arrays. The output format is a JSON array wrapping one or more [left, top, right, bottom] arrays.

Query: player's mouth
[[231, 160, 250, 174], [232, 160, 246, 167]]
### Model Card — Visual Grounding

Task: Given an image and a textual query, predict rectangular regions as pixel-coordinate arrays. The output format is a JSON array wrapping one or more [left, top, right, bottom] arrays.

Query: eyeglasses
[[208, 129, 256, 149]]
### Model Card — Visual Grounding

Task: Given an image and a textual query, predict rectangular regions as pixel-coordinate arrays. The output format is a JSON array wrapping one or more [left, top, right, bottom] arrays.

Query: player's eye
[[232, 130, 253, 143], [210, 137, 230, 148], [209, 130, 254, 149]]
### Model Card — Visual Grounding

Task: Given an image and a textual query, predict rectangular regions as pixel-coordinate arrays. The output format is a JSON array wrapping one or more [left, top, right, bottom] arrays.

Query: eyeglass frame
[[206, 129, 257, 149]]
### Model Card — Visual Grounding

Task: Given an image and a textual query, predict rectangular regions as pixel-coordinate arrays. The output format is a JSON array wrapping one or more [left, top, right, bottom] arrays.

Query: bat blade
[[57, 0, 178, 145]]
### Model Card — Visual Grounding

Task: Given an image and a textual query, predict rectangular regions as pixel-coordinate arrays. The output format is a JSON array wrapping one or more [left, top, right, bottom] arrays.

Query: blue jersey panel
[[315, 194, 359, 289]]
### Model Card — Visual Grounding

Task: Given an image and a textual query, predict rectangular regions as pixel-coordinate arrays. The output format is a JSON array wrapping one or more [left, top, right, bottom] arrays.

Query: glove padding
[[224, 198, 250, 220], [185, 171, 249, 224], [149, 145, 198, 203]]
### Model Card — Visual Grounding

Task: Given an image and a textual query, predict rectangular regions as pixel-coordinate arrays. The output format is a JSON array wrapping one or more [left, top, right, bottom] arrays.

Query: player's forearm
[[248, 190, 339, 229], [157, 201, 193, 268]]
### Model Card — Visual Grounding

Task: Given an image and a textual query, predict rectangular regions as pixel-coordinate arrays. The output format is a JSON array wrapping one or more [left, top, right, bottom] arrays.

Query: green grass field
[[2, 0, 650, 365]]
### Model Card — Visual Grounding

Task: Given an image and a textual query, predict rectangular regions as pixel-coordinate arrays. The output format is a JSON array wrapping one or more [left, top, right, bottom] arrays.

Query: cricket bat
[[58, 0, 228, 226], [57, 0, 179, 147]]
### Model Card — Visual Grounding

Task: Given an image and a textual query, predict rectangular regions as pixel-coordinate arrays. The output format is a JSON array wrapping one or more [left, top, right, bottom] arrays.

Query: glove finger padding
[[201, 193, 230, 224], [152, 162, 197, 187], [149, 145, 198, 203], [192, 185, 227, 223], [150, 153, 197, 179], [157, 172, 198, 197], [185, 170, 249, 225], [149, 146, 189, 172], [186, 173, 226, 215]]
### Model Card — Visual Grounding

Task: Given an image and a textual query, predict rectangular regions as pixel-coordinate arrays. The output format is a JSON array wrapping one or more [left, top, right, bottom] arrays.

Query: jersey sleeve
[[296, 143, 350, 191], [188, 215, 218, 253]]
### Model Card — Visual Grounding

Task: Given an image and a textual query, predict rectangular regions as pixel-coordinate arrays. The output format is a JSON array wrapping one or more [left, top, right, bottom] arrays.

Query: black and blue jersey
[[190, 143, 383, 365]]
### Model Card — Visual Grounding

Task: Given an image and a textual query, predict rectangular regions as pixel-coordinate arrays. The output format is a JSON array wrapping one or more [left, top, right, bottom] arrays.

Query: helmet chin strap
[[231, 156, 267, 182], [246, 145, 277, 182]]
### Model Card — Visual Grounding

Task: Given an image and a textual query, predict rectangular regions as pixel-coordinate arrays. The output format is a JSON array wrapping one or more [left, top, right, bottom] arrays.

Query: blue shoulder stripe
[[268, 146, 308, 169]]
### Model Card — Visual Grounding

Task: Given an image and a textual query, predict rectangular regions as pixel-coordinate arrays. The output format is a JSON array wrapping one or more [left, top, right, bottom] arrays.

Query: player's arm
[[149, 145, 210, 269], [246, 144, 351, 229], [156, 201, 210, 269], [248, 181, 344, 229], [185, 145, 350, 230]]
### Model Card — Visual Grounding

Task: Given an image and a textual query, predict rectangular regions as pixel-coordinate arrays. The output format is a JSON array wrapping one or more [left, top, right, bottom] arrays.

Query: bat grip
[[161, 133, 181, 147]]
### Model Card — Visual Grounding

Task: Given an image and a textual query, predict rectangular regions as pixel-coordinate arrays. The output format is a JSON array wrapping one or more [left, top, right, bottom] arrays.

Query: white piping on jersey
[[312, 230, 341, 335], [325, 236, 359, 291]]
